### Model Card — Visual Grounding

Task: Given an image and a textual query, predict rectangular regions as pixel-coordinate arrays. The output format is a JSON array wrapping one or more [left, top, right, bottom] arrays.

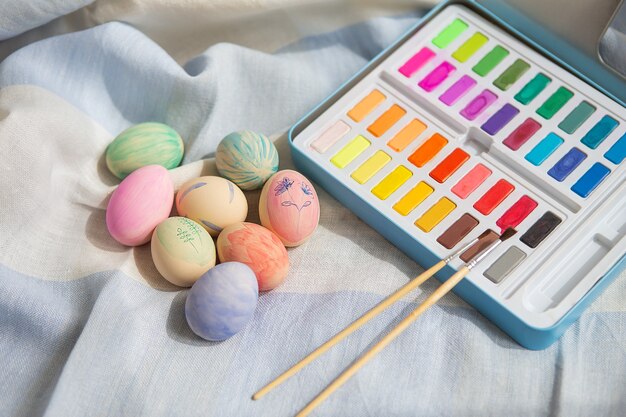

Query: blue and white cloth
[[0, 1, 624, 416]]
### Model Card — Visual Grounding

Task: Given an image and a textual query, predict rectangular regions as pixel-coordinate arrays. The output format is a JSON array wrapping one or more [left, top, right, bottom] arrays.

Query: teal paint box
[[288, 0, 626, 349]]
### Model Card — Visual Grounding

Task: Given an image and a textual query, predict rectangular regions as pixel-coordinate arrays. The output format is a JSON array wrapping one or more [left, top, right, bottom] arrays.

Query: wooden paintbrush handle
[[253, 260, 447, 400], [295, 266, 470, 417]]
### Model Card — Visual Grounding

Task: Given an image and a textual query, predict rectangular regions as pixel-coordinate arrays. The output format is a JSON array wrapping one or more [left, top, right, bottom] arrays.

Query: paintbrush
[[292, 227, 517, 417], [252, 229, 493, 401]]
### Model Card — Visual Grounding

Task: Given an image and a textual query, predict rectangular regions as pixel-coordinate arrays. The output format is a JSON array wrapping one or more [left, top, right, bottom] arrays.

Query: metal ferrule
[[444, 237, 479, 263], [467, 240, 503, 269]]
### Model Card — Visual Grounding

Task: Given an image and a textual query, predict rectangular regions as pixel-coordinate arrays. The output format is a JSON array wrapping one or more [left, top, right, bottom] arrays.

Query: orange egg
[[217, 222, 288, 291]]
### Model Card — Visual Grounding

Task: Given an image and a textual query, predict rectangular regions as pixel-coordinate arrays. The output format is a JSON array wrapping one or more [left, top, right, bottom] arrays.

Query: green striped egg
[[106, 122, 184, 179], [216, 130, 279, 190]]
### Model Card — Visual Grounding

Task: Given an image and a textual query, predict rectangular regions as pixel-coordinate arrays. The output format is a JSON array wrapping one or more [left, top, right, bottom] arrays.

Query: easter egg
[[216, 130, 279, 190], [259, 170, 320, 247], [106, 122, 184, 179], [106, 165, 174, 246], [217, 222, 289, 291], [151, 217, 216, 287], [176, 176, 248, 237], [185, 262, 259, 341]]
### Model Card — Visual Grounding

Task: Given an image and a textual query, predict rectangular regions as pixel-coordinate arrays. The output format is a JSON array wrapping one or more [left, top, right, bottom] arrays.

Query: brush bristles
[[499, 228, 517, 242], [477, 229, 492, 240]]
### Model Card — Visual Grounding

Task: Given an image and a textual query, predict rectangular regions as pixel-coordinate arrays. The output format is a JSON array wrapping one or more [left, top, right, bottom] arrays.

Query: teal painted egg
[[106, 122, 184, 179], [216, 130, 279, 190]]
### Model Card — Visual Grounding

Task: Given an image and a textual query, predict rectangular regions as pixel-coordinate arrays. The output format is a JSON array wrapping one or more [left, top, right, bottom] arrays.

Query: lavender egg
[[185, 262, 258, 341]]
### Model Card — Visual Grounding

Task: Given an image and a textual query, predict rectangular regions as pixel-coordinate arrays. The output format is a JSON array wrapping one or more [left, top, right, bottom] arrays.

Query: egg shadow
[[244, 188, 261, 224], [166, 291, 222, 346], [84, 198, 128, 253], [272, 132, 296, 171], [96, 151, 120, 187], [132, 244, 181, 291], [82, 195, 178, 290]]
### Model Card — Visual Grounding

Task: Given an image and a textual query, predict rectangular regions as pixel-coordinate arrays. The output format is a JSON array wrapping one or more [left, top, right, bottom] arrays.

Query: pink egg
[[259, 170, 320, 247], [106, 165, 174, 246], [216, 222, 289, 291]]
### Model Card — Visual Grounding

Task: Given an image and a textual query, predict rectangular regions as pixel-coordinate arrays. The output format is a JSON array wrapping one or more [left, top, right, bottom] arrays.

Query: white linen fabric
[[0, 1, 624, 416]]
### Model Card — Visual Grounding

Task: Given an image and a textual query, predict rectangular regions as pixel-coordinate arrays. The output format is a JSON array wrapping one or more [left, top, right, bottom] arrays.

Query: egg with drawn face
[[176, 176, 248, 237], [259, 170, 320, 247]]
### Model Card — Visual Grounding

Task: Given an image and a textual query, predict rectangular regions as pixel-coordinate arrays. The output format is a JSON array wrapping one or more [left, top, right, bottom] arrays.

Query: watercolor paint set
[[288, 1, 626, 349]]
